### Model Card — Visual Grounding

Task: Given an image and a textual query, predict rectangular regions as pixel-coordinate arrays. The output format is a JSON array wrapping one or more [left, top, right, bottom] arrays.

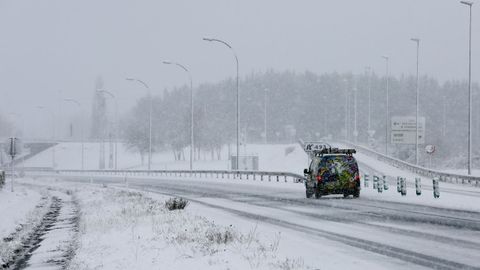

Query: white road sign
[[390, 116, 425, 144]]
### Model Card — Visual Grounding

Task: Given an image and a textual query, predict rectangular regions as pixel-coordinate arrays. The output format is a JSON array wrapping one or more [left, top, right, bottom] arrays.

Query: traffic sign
[[425, 145, 435, 154], [390, 116, 425, 144], [6, 138, 20, 158], [391, 116, 425, 132]]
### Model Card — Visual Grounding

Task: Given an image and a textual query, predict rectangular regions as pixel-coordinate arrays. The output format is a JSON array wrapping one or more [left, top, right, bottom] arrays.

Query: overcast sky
[[0, 0, 478, 138]]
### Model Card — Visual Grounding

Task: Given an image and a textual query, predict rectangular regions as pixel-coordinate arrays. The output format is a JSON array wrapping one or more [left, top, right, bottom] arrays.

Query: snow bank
[[0, 182, 47, 266]]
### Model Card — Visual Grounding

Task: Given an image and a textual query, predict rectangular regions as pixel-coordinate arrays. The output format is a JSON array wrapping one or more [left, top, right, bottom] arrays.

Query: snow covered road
[[43, 173, 480, 270]]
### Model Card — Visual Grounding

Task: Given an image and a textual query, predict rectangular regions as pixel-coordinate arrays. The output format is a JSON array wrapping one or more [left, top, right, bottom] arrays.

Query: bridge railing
[[26, 168, 306, 184], [342, 141, 480, 187]]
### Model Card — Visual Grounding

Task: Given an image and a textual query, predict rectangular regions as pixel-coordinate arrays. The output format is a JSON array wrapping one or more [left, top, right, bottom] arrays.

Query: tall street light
[[460, 0, 473, 175], [126, 77, 152, 171], [264, 88, 269, 144], [163, 60, 194, 171], [36, 106, 56, 168], [203, 37, 240, 170], [343, 79, 349, 141], [382, 55, 390, 156], [64, 98, 84, 170], [411, 38, 421, 166], [97, 90, 118, 170], [365, 67, 373, 136], [353, 85, 358, 144]]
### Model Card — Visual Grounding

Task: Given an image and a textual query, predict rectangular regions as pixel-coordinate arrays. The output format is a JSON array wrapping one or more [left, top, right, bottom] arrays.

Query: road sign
[[6, 138, 20, 158], [391, 116, 425, 144], [425, 145, 435, 154]]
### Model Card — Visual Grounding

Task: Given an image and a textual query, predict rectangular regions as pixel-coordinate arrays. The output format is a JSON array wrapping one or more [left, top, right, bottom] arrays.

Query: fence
[[27, 169, 306, 184], [342, 141, 480, 187]]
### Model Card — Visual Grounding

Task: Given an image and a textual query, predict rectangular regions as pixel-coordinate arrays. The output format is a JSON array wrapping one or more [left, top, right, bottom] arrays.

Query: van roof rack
[[313, 147, 356, 156]]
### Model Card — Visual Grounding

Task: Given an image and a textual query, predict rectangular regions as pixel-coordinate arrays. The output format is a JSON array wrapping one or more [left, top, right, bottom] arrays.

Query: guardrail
[[342, 141, 480, 187], [26, 169, 306, 184]]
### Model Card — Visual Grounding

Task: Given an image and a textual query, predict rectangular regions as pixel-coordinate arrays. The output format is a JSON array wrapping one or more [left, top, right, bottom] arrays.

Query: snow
[[441, 169, 480, 177], [0, 183, 42, 241], [7, 142, 480, 269], [15, 178, 432, 270], [22, 142, 308, 172]]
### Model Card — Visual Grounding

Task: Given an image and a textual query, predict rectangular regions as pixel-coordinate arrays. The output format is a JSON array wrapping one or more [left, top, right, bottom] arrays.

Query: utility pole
[[382, 56, 390, 156], [411, 38, 420, 166], [460, 1, 473, 175]]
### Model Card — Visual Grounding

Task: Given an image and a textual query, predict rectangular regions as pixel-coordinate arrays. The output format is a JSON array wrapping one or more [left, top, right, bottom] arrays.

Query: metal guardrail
[[342, 141, 480, 187], [26, 169, 306, 184]]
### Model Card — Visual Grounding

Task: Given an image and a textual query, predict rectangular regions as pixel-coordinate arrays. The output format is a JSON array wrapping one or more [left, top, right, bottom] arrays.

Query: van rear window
[[318, 155, 358, 178]]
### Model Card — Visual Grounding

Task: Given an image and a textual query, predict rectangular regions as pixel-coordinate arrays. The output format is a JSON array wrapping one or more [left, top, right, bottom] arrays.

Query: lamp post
[[203, 37, 240, 170], [64, 98, 84, 170], [343, 79, 349, 141], [163, 60, 194, 171], [353, 85, 358, 144], [460, 0, 473, 175], [126, 78, 152, 171], [36, 106, 56, 168], [97, 90, 118, 170], [365, 67, 372, 134], [264, 88, 269, 144], [382, 55, 390, 156], [411, 38, 420, 166]]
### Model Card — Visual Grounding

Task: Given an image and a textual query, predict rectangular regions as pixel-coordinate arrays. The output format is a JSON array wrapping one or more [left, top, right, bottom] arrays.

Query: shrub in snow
[[165, 197, 189, 211], [205, 225, 235, 245]]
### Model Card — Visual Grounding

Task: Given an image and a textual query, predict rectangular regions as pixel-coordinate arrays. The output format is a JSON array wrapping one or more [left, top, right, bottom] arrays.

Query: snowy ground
[[5, 142, 480, 269], [22, 172, 479, 270]]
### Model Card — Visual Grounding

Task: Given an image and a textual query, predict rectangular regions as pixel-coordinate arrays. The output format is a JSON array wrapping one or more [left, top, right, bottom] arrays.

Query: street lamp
[[264, 88, 269, 144], [460, 0, 473, 175], [97, 90, 118, 170], [36, 106, 56, 168], [353, 84, 358, 144], [126, 77, 152, 171], [382, 55, 390, 156], [163, 60, 194, 171], [365, 67, 373, 135], [411, 38, 420, 166], [64, 98, 84, 170], [343, 79, 349, 141], [203, 37, 240, 170]]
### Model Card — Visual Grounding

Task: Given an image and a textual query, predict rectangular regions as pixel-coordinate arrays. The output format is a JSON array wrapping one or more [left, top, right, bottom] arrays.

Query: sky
[[0, 0, 478, 138]]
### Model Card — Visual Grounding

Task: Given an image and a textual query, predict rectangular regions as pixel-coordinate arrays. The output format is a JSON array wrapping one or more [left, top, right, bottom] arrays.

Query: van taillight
[[355, 175, 360, 181], [316, 175, 322, 182]]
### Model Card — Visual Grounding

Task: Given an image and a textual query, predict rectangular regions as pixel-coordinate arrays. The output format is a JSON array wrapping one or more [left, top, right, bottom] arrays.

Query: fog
[[0, 0, 478, 141]]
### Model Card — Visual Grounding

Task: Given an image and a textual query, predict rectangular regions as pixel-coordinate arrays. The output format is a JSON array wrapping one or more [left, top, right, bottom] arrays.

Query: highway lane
[[44, 174, 480, 270]]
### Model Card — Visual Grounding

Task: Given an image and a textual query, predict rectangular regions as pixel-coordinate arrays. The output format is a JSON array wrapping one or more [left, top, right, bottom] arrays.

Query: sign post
[[7, 137, 19, 192], [425, 145, 436, 168]]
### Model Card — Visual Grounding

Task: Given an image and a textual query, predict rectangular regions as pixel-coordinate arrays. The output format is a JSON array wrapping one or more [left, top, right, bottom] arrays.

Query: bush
[[165, 197, 189, 211]]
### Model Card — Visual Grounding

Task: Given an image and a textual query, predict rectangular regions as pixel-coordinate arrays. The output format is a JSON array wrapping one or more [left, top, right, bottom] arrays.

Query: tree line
[[121, 69, 480, 169]]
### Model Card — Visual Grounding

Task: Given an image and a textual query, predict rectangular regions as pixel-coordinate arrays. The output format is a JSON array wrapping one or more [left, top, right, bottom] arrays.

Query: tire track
[[2, 192, 79, 270]]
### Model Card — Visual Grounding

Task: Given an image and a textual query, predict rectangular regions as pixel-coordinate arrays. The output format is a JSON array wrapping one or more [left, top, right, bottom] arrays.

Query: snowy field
[[22, 142, 308, 172]]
